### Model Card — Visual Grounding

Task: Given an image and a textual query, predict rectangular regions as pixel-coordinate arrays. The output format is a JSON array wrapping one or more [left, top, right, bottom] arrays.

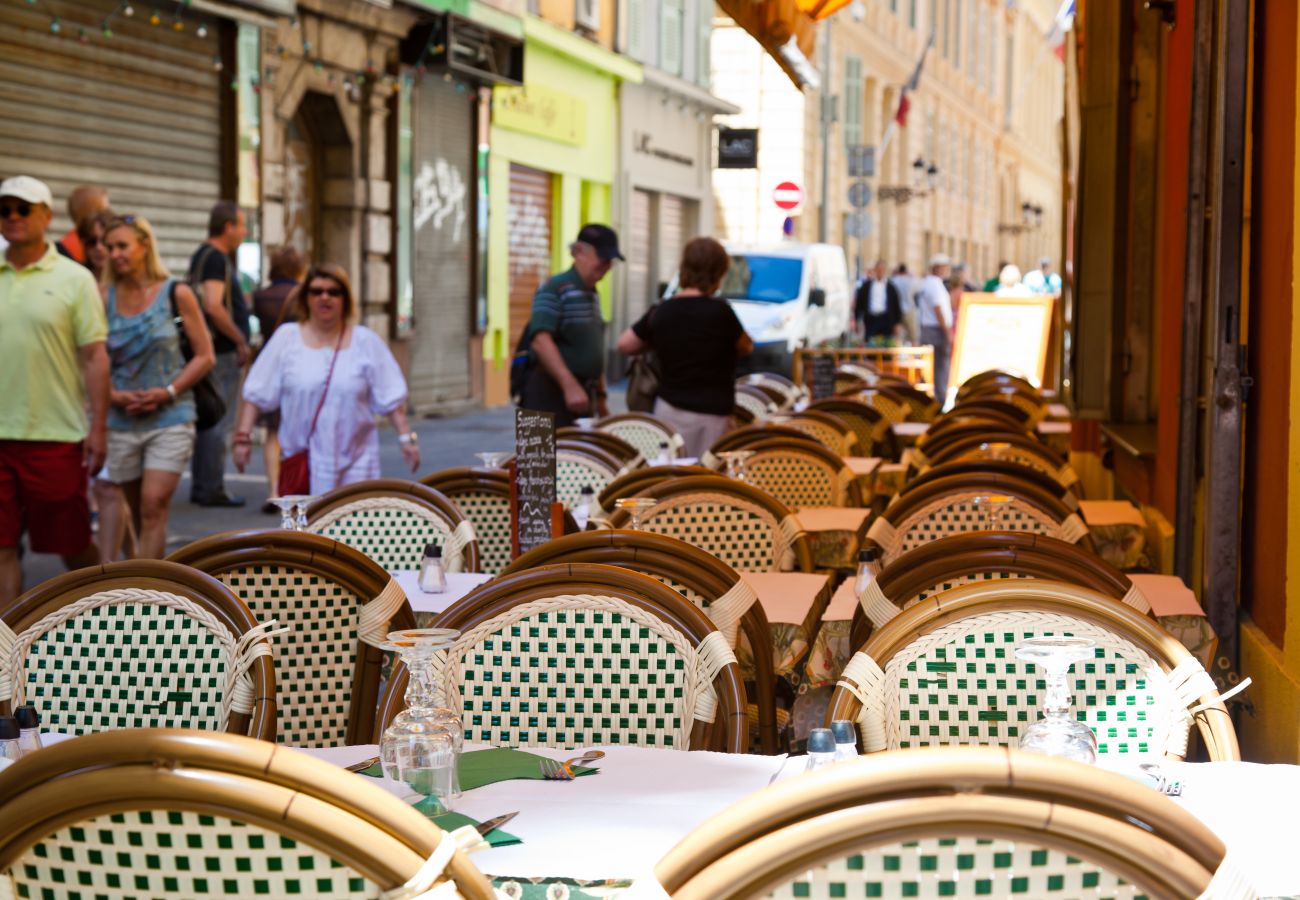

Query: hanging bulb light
[[149, 9, 160, 25], [211, 55, 223, 71], [122, 2, 135, 15], [102, 22, 113, 37], [196, 23, 207, 38], [49, 16, 61, 33]]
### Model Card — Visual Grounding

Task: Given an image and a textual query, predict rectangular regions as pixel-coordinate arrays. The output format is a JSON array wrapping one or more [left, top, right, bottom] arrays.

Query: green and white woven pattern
[[860, 571, 1032, 630], [950, 446, 1073, 488], [839, 611, 1185, 757], [556, 452, 619, 511], [445, 490, 513, 576], [744, 452, 852, 509], [439, 597, 735, 750], [735, 392, 774, 420], [769, 838, 1145, 899], [600, 421, 682, 461], [8, 811, 374, 898], [784, 419, 855, 457], [220, 565, 360, 748], [869, 493, 1066, 562], [0, 590, 269, 736], [309, 498, 475, 573], [638, 493, 793, 573]]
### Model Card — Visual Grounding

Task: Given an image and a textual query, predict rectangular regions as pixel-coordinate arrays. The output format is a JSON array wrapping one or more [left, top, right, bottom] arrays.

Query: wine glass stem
[[1044, 667, 1072, 716]]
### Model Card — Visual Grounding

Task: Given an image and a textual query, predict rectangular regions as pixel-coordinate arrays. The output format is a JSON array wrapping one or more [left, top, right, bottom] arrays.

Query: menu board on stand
[[511, 408, 558, 557], [810, 355, 837, 400]]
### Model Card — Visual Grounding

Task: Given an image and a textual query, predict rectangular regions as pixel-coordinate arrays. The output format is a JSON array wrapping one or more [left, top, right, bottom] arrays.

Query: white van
[[715, 243, 852, 370]]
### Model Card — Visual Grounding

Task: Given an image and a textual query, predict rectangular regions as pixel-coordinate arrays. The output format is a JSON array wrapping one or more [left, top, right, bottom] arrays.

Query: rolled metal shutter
[[657, 194, 686, 290], [507, 164, 553, 347], [409, 78, 474, 410], [0, 0, 223, 272], [625, 188, 653, 324]]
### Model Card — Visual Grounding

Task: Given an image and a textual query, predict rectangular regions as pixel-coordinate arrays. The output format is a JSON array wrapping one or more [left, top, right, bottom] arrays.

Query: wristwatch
[[398, 432, 418, 446], [165, 383, 178, 402]]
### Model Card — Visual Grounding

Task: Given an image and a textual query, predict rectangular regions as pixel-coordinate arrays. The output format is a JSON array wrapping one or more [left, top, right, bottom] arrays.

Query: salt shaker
[[830, 719, 859, 760], [574, 485, 595, 530], [854, 546, 882, 599], [418, 542, 447, 593], [14, 705, 41, 756], [805, 728, 837, 772], [0, 717, 20, 764], [654, 441, 671, 466]]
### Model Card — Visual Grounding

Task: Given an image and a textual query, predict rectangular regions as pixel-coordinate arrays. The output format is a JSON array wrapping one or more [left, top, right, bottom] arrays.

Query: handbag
[[168, 281, 226, 430], [278, 326, 344, 496], [625, 304, 661, 413]]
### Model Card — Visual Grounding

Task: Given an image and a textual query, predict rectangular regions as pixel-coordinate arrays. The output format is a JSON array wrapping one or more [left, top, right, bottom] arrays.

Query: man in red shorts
[[0, 176, 109, 603]]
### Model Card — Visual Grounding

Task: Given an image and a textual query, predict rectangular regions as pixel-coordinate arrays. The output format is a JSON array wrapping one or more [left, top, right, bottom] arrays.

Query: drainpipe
[[818, 19, 834, 243]]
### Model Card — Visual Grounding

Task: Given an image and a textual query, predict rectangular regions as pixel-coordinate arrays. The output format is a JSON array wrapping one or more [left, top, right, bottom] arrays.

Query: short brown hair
[[293, 263, 356, 323], [678, 237, 730, 292], [268, 245, 306, 281]]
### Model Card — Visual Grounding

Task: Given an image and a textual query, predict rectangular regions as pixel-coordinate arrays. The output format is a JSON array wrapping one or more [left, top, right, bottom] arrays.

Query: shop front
[[483, 16, 642, 405]]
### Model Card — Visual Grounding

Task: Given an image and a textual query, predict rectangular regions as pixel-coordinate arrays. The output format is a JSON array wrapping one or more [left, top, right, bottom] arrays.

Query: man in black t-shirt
[[188, 200, 250, 507]]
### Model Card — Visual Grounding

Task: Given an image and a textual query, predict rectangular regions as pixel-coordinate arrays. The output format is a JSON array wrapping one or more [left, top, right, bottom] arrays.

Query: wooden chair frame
[[828, 580, 1240, 761], [774, 410, 862, 456], [735, 383, 778, 419], [606, 474, 817, 573], [169, 529, 417, 745], [805, 397, 890, 457], [3, 560, 276, 740], [557, 426, 645, 467], [925, 433, 1076, 492], [378, 563, 748, 752], [703, 424, 823, 468], [876, 382, 941, 422], [950, 396, 1037, 427], [728, 438, 866, 509], [653, 745, 1228, 900], [956, 369, 1039, 400], [596, 464, 716, 518], [902, 459, 1080, 510], [501, 529, 780, 753], [306, 478, 481, 573], [596, 412, 686, 461], [0, 729, 494, 899], [737, 372, 803, 410]]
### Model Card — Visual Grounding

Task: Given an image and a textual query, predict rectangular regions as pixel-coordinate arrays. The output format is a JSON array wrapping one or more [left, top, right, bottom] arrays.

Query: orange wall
[[1243, 0, 1297, 645]]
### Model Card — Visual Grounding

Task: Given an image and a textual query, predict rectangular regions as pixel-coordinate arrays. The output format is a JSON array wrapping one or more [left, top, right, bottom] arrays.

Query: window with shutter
[[626, 0, 645, 60], [697, 0, 713, 88], [954, 0, 961, 70], [661, 0, 684, 76], [843, 56, 863, 150]]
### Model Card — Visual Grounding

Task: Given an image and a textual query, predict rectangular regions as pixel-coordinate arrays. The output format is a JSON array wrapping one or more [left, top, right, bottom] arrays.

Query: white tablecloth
[[392, 571, 494, 616], [300, 744, 787, 883]]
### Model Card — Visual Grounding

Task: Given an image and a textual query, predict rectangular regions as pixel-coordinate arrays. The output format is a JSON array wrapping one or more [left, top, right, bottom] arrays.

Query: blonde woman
[[100, 215, 214, 558]]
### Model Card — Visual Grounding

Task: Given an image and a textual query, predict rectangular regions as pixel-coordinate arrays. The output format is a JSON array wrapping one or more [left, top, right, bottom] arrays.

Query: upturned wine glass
[[1015, 636, 1099, 764], [614, 497, 658, 530], [380, 628, 465, 809], [475, 452, 510, 470]]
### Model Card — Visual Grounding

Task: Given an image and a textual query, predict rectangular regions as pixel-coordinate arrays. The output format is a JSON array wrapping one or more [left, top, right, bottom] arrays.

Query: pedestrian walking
[[983, 260, 1009, 293], [854, 259, 903, 342], [100, 215, 214, 559], [952, 261, 980, 293], [57, 185, 109, 265], [232, 263, 419, 496], [995, 264, 1034, 297], [916, 254, 955, 404], [250, 245, 306, 508], [188, 201, 251, 507], [1023, 257, 1063, 295], [615, 237, 753, 457], [77, 207, 114, 281], [890, 263, 919, 343], [517, 224, 622, 426], [0, 176, 109, 604]]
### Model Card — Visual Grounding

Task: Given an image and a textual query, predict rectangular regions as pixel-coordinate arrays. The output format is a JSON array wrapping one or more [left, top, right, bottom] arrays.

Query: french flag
[[1045, 0, 1076, 61], [893, 30, 936, 128]]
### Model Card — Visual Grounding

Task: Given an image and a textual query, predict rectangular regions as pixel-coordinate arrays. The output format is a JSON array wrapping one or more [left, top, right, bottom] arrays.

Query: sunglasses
[[0, 201, 33, 219], [307, 286, 343, 298]]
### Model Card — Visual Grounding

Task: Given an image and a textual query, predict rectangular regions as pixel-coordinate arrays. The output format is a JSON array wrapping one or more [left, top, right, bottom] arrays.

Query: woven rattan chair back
[[652, 745, 1234, 900], [925, 433, 1077, 492], [738, 440, 865, 509], [959, 385, 1047, 422], [378, 563, 747, 752], [805, 398, 890, 455], [501, 529, 780, 753], [847, 531, 1146, 648], [735, 383, 778, 420], [0, 729, 495, 899], [949, 396, 1036, 428], [879, 382, 941, 422], [553, 438, 628, 509], [306, 479, 481, 574], [420, 466, 516, 575], [956, 369, 1039, 399], [902, 459, 1079, 511], [557, 426, 645, 468], [606, 474, 815, 573], [701, 424, 820, 468], [866, 473, 1094, 564], [774, 411, 860, 457], [828, 580, 1239, 761], [1, 560, 276, 740], [738, 372, 803, 410], [596, 464, 715, 518], [921, 412, 1029, 450], [910, 424, 1029, 471], [169, 530, 416, 746], [597, 412, 687, 460]]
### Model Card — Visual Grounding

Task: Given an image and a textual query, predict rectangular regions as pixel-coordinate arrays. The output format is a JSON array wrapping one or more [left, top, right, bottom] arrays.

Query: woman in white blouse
[[231, 263, 419, 495]]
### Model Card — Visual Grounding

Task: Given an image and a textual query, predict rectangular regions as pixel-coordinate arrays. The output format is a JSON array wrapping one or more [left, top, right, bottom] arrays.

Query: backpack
[[509, 281, 599, 405]]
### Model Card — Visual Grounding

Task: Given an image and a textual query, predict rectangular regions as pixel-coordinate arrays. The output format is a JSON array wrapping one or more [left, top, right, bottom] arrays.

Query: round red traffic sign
[[773, 181, 804, 211]]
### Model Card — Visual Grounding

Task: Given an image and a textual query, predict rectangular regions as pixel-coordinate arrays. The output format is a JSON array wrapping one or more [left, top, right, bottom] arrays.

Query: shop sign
[[718, 128, 759, 169], [494, 84, 586, 145]]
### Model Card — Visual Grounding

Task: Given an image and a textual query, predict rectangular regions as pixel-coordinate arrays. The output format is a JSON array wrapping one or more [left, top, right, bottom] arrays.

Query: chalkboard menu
[[513, 408, 556, 554], [810, 355, 836, 400]]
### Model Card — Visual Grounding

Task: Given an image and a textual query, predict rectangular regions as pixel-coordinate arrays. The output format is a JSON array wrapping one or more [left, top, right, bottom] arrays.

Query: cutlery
[[538, 749, 605, 780], [474, 811, 519, 836], [345, 756, 380, 773]]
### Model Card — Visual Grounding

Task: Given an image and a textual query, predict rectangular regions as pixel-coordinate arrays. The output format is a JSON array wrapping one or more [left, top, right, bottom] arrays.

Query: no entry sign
[[773, 181, 804, 211]]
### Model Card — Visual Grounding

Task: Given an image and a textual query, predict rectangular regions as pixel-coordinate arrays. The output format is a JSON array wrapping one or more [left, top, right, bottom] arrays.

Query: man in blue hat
[[518, 223, 623, 426]]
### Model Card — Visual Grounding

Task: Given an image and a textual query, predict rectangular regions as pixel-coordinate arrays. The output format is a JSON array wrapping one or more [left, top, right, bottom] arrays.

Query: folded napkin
[[357, 748, 598, 791], [430, 810, 521, 847]]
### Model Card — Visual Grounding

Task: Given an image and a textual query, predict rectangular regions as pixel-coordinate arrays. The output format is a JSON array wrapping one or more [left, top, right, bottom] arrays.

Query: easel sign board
[[511, 408, 556, 556], [951, 293, 1055, 388]]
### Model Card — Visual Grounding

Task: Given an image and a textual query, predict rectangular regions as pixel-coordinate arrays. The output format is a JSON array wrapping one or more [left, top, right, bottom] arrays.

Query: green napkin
[[458, 747, 598, 791], [428, 810, 522, 847], [357, 762, 385, 778]]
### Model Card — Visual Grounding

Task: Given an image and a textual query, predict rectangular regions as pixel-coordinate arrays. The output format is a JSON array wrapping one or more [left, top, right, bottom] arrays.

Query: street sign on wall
[[718, 128, 759, 168], [845, 212, 874, 238], [773, 181, 804, 211], [847, 145, 876, 178], [847, 182, 873, 208]]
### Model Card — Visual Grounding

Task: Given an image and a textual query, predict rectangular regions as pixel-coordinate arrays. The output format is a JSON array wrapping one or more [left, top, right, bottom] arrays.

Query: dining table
[[393, 570, 496, 623], [793, 506, 873, 571], [1078, 498, 1150, 571]]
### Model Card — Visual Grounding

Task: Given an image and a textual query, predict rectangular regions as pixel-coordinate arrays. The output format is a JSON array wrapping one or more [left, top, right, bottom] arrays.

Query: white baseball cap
[[0, 176, 53, 208], [928, 253, 951, 268]]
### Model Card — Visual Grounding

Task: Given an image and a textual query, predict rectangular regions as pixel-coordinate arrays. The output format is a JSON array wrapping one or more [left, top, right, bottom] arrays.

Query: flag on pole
[[1045, 0, 1076, 61], [893, 29, 935, 128]]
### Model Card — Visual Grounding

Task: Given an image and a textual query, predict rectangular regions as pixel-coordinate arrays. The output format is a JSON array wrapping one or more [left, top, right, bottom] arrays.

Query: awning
[[715, 0, 819, 89], [797, 0, 855, 21]]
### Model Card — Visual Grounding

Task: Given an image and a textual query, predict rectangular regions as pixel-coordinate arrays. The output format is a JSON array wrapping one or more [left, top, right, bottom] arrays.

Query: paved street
[[20, 388, 627, 592]]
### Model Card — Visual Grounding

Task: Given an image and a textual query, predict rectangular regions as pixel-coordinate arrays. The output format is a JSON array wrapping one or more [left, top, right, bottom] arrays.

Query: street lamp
[[881, 158, 940, 204], [999, 200, 1044, 234]]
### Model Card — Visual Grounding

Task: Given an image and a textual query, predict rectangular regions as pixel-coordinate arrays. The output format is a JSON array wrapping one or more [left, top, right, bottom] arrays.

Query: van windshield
[[720, 255, 804, 303]]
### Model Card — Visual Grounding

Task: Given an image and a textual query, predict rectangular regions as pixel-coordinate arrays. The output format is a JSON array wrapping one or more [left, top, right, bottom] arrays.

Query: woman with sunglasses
[[232, 262, 418, 495], [101, 215, 215, 558]]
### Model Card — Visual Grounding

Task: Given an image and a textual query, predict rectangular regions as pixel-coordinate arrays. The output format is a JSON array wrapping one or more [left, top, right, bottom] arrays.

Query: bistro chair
[[559, 425, 645, 469], [805, 397, 891, 456], [737, 371, 805, 410], [735, 383, 778, 420], [877, 381, 941, 422], [307, 479, 480, 573], [731, 403, 756, 426], [420, 466, 516, 575], [0, 560, 276, 740], [909, 424, 1030, 472], [956, 368, 1039, 400], [921, 409, 1030, 447], [0, 729, 495, 899], [701, 424, 822, 468], [169, 530, 416, 747], [847, 531, 1149, 648], [606, 474, 816, 574], [865, 472, 1093, 564], [924, 432, 1080, 492], [732, 437, 865, 509], [828, 580, 1239, 761], [650, 745, 1242, 900], [832, 362, 878, 393], [901, 459, 1080, 511], [378, 563, 748, 752], [597, 412, 687, 461], [551, 438, 630, 510], [949, 396, 1039, 431], [501, 529, 781, 753], [773, 410, 861, 457], [596, 464, 715, 522], [831, 388, 909, 427]]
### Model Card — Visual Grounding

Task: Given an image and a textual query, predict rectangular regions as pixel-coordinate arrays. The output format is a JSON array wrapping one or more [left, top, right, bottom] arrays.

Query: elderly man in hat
[[0, 176, 109, 604], [916, 253, 955, 404], [1024, 256, 1063, 295], [518, 223, 623, 426]]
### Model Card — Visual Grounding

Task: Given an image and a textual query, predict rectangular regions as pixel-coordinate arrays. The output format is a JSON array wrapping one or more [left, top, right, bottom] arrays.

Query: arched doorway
[[283, 91, 352, 267]]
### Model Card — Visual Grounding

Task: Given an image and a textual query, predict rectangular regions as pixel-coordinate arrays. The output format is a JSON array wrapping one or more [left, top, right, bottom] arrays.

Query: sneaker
[[192, 492, 247, 508]]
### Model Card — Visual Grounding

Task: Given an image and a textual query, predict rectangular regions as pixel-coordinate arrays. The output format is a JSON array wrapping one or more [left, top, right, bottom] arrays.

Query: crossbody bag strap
[[191, 244, 233, 316], [307, 326, 346, 441]]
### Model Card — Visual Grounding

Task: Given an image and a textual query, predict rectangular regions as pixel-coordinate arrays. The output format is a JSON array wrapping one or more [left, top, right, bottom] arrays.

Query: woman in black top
[[616, 237, 753, 457]]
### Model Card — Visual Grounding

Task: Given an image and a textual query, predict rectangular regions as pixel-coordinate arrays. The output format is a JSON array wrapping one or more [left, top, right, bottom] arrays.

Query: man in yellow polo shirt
[[0, 176, 109, 604]]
